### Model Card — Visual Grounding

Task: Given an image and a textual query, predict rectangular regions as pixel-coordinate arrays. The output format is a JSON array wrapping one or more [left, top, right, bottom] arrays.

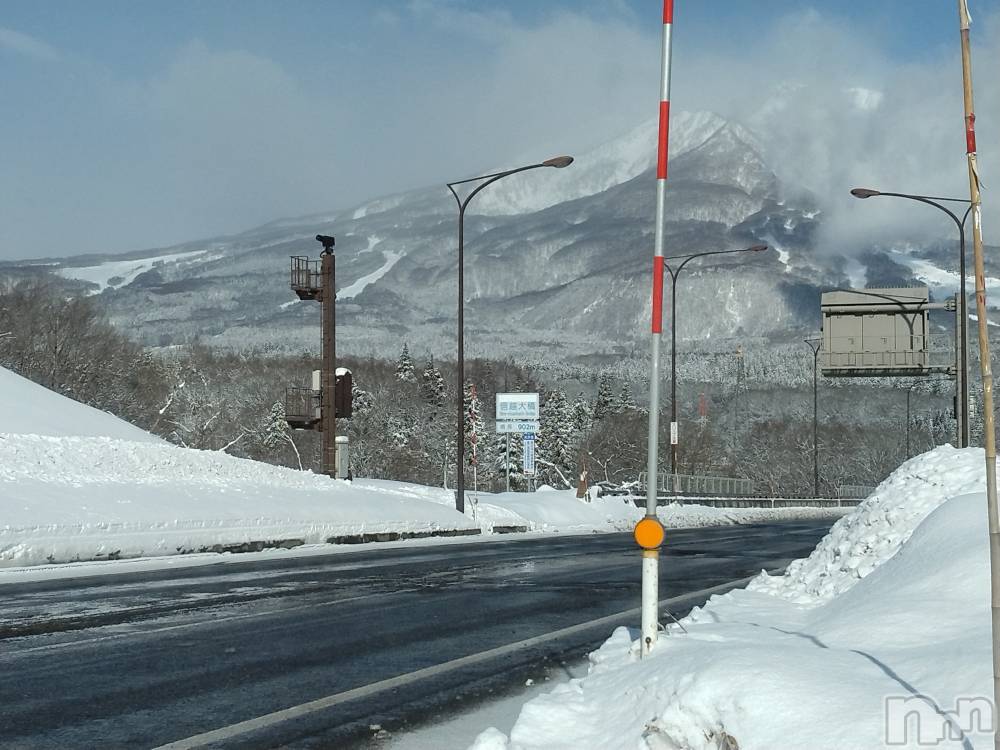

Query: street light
[[662, 244, 768, 481], [803, 338, 821, 497], [850, 187, 972, 447], [447, 156, 574, 513]]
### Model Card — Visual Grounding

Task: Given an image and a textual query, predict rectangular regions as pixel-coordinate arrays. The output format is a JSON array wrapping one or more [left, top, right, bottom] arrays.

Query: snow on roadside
[[0, 367, 160, 443], [473, 446, 992, 750], [356, 483, 847, 537], [0, 364, 844, 570], [750, 444, 984, 604]]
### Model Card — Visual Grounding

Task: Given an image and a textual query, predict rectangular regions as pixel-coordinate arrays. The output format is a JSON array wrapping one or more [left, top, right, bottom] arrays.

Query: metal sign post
[[495, 393, 539, 491], [522, 433, 536, 476]]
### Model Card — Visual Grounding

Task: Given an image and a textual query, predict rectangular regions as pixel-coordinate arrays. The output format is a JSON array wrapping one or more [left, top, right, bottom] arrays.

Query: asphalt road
[[0, 521, 834, 749]]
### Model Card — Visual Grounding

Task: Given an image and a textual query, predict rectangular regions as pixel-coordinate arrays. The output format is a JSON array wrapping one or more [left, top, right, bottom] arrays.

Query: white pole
[[641, 0, 675, 658]]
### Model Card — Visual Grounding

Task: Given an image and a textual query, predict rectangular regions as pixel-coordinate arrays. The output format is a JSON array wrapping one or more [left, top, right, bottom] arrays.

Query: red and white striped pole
[[640, 0, 674, 657]]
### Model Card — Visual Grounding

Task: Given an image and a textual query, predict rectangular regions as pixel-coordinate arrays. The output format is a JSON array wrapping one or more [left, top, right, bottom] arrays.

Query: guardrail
[[634, 472, 876, 502], [638, 472, 755, 497]]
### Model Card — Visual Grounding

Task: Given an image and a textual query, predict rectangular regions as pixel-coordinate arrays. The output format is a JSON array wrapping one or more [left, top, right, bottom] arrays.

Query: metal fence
[[836, 484, 875, 499], [638, 472, 755, 497]]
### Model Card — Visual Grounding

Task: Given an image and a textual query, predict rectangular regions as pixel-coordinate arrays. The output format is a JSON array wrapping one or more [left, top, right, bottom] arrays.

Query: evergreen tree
[[492, 431, 524, 490], [615, 383, 637, 413], [593, 373, 614, 420], [571, 392, 592, 433], [395, 343, 416, 382], [539, 389, 573, 487], [260, 400, 302, 470], [352, 381, 375, 415], [420, 357, 445, 406], [463, 382, 484, 469]]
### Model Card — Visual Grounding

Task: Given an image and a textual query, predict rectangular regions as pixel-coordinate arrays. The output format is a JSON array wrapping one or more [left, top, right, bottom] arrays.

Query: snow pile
[[0, 364, 845, 569], [0, 367, 160, 443], [437, 488, 845, 536], [475, 446, 993, 750], [750, 445, 985, 604], [0, 367, 479, 566]]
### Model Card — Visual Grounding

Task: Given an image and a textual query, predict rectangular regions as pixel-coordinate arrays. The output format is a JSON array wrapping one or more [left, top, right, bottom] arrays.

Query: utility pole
[[803, 338, 821, 498], [956, 3, 1000, 742], [286, 235, 349, 478], [318, 235, 337, 477]]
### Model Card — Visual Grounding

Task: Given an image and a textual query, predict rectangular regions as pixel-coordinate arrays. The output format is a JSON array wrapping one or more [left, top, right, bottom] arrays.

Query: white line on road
[[152, 571, 777, 750]]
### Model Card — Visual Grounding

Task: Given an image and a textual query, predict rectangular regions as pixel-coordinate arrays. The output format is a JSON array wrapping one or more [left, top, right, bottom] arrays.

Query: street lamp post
[[904, 379, 922, 458], [803, 338, 821, 497], [850, 188, 972, 447], [663, 245, 768, 482], [447, 156, 573, 513]]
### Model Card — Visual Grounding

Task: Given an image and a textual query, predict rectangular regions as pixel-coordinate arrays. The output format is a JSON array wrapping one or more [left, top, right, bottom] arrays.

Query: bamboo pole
[[956, 2, 1000, 742]]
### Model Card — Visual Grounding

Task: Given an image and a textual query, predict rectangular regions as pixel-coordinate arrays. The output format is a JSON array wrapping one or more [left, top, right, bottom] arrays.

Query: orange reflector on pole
[[634, 517, 666, 550]]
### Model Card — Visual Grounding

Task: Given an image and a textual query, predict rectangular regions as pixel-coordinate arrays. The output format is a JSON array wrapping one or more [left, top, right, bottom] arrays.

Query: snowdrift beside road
[[0, 366, 480, 567], [0, 366, 160, 443], [476, 446, 993, 750], [0, 365, 845, 569]]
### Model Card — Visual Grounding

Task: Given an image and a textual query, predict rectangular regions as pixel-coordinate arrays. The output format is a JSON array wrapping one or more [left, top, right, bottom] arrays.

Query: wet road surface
[[0, 521, 834, 749]]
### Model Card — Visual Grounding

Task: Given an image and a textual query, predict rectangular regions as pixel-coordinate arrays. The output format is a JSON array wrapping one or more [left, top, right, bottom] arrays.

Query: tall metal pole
[[640, 0, 674, 658], [850, 188, 971, 447], [956, 291, 964, 446], [906, 386, 912, 458], [665, 245, 767, 482], [669, 267, 679, 483], [321, 251, 337, 477], [456, 203, 466, 512], [803, 339, 821, 497], [447, 157, 573, 514], [956, 3, 1000, 740]]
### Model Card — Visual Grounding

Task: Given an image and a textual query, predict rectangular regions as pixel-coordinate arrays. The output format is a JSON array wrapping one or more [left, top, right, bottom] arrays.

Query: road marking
[[152, 571, 777, 750]]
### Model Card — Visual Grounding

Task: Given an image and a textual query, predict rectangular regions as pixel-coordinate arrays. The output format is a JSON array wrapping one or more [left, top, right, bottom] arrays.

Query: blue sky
[[1, 1, 997, 259]]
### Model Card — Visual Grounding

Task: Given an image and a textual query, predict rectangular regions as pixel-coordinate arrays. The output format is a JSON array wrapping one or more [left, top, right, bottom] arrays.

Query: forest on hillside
[[0, 278, 968, 497]]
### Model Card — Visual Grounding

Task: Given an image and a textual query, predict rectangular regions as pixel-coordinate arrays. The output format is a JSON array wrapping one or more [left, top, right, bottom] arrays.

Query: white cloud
[[0, 26, 59, 62]]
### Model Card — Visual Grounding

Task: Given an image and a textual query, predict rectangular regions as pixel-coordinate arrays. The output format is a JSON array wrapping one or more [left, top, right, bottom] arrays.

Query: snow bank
[[474, 491, 845, 535], [0, 366, 478, 567], [476, 446, 993, 749], [0, 364, 845, 569], [750, 445, 985, 604], [0, 436, 477, 567], [0, 367, 160, 443]]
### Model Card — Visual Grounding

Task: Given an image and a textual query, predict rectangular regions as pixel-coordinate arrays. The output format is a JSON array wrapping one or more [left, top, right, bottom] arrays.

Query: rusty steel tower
[[287, 234, 351, 477]]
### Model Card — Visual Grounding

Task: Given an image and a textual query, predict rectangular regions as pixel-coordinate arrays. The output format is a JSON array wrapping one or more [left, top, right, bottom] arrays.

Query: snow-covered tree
[[464, 382, 484, 466], [260, 400, 303, 470], [571, 392, 592, 433], [420, 357, 445, 406], [539, 389, 573, 487], [615, 383, 637, 413], [593, 373, 615, 421], [395, 343, 416, 382]]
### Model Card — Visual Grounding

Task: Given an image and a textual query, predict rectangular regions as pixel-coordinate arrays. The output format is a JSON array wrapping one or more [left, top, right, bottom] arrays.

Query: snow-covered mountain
[[12, 111, 988, 360]]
